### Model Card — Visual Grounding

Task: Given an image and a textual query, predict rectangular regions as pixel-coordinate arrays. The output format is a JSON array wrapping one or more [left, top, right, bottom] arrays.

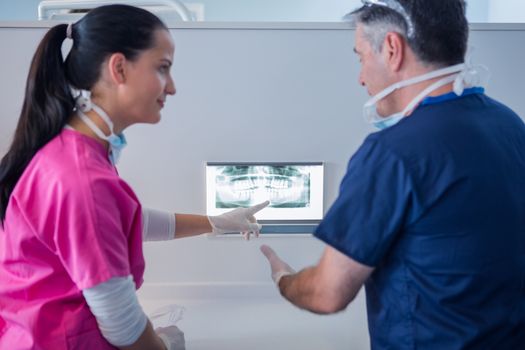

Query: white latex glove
[[260, 244, 296, 286], [207, 201, 269, 240], [156, 325, 185, 350]]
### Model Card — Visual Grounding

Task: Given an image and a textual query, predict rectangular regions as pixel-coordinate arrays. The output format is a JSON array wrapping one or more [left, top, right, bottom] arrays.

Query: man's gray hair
[[345, 0, 469, 67], [346, 10, 407, 54]]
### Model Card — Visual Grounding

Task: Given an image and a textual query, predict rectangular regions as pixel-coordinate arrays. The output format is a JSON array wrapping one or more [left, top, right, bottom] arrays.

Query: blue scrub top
[[315, 88, 525, 349]]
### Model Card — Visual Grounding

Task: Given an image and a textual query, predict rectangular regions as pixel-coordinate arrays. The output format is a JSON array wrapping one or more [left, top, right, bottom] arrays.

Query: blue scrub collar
[[420, 87, 485, 107]]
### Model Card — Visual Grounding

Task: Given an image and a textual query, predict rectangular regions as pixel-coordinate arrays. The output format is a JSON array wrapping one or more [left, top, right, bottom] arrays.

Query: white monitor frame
[[206, 162, 324, 221]]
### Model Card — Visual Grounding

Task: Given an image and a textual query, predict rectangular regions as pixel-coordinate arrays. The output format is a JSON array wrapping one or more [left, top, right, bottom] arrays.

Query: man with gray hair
[[261, 0, 525, 349]]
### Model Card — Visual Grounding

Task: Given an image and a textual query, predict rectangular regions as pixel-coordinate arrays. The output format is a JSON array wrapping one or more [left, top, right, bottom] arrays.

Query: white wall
[[0, 0, 37, 20], [190, 0, 359, 21], [2, 24, 524, 286], [466, 0, 489, 22], [488, 0, 525, 22]]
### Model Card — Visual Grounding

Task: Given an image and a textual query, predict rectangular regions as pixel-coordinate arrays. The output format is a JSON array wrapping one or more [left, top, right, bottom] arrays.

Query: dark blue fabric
[[315, 90, 525, 350], [419, 87, 485, 106]]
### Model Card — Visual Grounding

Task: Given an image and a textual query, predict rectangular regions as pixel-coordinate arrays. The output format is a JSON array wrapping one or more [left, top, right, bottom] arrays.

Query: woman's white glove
[[260, 244, 296, 286], [207, 201, 269, 240], [156, 326, 185, 350]]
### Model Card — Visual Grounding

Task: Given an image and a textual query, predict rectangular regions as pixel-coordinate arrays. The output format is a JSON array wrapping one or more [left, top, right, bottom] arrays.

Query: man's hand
[[260, 244, 296, 286]]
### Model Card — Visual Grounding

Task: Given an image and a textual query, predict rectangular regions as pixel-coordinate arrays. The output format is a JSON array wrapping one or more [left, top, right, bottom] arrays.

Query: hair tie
[[66, 23, 73, 39]]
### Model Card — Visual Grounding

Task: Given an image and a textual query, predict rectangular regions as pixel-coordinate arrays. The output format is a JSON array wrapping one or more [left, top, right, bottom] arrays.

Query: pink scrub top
[[0, 129, 145, 349]]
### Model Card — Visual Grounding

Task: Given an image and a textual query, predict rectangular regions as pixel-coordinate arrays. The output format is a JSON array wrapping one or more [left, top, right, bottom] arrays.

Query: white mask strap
[[78, 110, 110, 141], [366, 63, 466, 107], [401, 73, 459, 116], [91, 104, 115, 133]]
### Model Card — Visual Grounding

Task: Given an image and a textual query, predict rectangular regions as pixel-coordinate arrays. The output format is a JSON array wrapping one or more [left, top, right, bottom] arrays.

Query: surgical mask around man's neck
[[364, 58, 489, 130], [71, 88, 127, 165]]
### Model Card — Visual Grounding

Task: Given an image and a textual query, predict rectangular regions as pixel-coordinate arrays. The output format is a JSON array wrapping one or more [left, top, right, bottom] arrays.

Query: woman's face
[[117, 29, 176, 128]]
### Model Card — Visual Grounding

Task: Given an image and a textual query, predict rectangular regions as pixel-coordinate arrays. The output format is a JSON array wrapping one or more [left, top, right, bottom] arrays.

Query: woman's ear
[[107, 53, 127, 84], [382, 32, 405, 72]]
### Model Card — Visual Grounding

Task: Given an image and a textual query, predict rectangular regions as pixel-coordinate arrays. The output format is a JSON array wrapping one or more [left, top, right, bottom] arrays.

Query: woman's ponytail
[[0, 24, 74, 223]]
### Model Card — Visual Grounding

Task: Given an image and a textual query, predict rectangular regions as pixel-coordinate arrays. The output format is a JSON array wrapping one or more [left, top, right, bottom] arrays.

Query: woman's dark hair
[[0, 4, 167, 223]]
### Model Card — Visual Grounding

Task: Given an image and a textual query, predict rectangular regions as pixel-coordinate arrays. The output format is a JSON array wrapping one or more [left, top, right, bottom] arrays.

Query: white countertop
[[139, 292, 371, 350]]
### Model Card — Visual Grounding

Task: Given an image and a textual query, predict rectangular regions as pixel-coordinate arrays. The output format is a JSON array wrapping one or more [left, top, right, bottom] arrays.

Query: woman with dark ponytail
[[0, 5, 267, 350]]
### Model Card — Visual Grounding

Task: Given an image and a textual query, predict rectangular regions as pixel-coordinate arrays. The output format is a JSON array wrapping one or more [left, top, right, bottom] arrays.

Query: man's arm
[[262, 245, 374, 314]]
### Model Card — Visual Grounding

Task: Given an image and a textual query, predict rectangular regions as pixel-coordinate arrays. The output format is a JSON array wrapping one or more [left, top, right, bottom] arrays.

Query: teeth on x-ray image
[[215, 165, 311, 208]]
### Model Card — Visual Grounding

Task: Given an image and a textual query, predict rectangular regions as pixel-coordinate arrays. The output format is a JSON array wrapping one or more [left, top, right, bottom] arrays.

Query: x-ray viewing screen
[[206, 163, 323, 221]]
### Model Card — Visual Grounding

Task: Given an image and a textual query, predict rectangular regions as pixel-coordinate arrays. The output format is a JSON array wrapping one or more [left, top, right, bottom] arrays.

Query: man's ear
[[382, 32, 405, 72], [107, 53, 127, 84]]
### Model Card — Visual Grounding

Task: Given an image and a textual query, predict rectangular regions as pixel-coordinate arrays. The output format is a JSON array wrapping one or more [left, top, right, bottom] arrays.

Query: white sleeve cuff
[[82, 276, 148, 347], [142, 207, 176, 241]]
